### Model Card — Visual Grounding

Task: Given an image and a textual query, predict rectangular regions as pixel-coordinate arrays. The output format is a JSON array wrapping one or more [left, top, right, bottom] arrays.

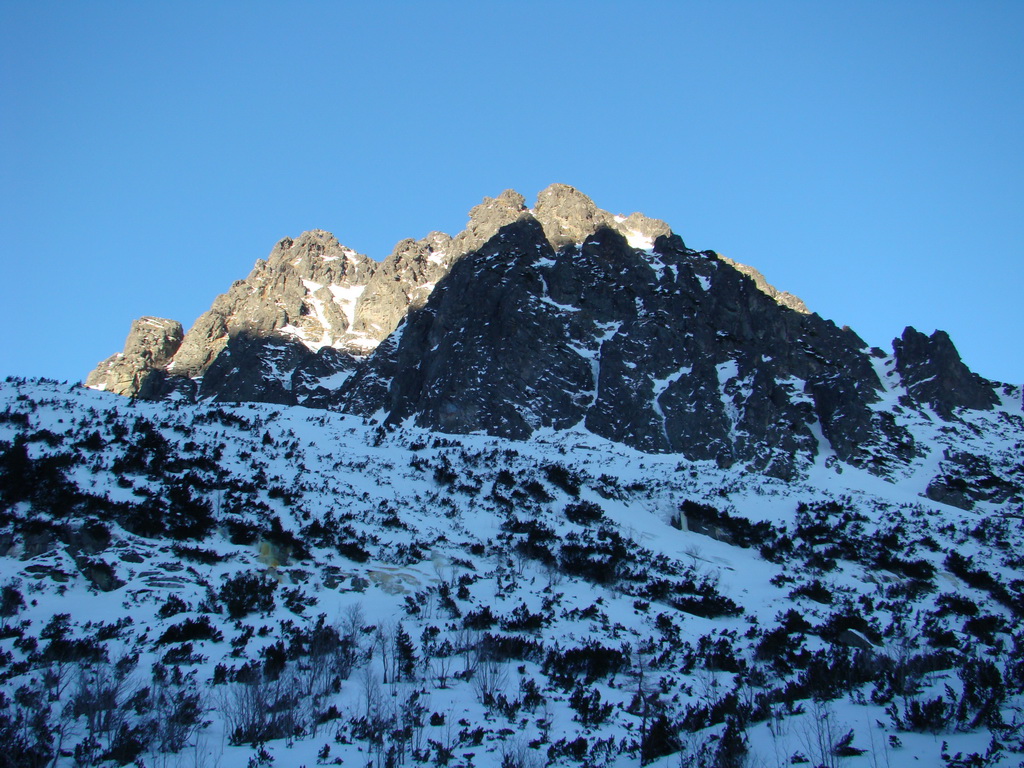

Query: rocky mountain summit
[[88, 184, 1016, 490]]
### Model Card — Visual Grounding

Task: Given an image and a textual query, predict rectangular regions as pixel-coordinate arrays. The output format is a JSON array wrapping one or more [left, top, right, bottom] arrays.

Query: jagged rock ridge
[[88, 184, 1006, 487]]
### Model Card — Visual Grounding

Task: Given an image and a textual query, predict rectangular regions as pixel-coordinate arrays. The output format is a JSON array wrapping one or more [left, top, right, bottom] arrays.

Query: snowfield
[[0, 377, 1022, 767]]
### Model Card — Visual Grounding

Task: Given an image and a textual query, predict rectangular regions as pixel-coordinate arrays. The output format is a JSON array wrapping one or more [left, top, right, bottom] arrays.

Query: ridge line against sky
[[1, 1, 1022, 385]]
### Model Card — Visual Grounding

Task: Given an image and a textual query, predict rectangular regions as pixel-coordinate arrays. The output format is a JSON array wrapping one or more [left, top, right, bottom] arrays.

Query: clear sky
[[2, 1, 1022, 386]]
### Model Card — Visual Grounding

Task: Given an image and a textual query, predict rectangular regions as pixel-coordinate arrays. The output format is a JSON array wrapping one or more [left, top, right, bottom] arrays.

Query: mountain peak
[[532, 183, 612, 249], [893, 325, 999, 417], [85, 184, 1006, 494], [455, 189, 530, 254]]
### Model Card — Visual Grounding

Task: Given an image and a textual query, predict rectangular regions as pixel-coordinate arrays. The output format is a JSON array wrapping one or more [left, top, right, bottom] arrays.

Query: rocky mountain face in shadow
[[88, 184, 1008, 488]]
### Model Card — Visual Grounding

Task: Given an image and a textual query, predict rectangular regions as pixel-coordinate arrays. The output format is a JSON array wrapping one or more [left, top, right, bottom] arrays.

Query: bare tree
[[218, 671, 298, 747], [630, 646, 656, 756], [42, 657, 78, 704], [358, 662, 383, 721], [430, 641, 455, 689], [147, 668, 210, 758], [501, 737, 543, 768], [797, 700, 844, 768], [542, 561, 563, 590], [472, 658, 508, 707], [341, 603, 366, 643], [766, 703, 793, 768], [454, 627, 480, 674], [373, 622, 394, 684], [299, 617, 353, 735], [71, 661, 131, 754]]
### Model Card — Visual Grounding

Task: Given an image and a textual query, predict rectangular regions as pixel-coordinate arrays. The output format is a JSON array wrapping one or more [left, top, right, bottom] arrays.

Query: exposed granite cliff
[[893, 326, 999, 418]]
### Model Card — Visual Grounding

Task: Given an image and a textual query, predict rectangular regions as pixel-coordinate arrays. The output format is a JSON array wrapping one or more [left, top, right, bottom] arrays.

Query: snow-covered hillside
[[1, 378, 1023, 767]]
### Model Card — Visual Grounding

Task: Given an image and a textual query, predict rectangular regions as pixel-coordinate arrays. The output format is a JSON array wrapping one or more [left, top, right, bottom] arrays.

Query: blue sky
[[2, 1, 1022, 385]]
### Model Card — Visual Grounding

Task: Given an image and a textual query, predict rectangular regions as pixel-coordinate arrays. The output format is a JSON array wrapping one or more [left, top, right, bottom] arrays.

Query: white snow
[[0, 377, 1021, 768], [716, 359, 738, 385], [328, 282, 367, 331], [623, 229, 655, 251]]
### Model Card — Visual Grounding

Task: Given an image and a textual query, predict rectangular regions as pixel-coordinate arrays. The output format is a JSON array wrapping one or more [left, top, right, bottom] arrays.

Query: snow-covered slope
[[2, 378, 1023, 767]]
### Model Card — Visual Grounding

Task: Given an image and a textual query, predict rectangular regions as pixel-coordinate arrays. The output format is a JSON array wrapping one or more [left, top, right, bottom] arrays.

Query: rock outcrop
[[167, 230, 377, 381], [86, 317, 183, 397], [893, 326, 999, 418]]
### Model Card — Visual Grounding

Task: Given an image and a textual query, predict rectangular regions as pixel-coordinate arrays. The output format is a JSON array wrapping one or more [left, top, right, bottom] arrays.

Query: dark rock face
[[199, 334, 315, 405], [925, 450, 1024, 510], [338, 214, 906, 478], [354, 219, 594, 439], [197, 332, 357, 406], [893, 327, 999, 418]]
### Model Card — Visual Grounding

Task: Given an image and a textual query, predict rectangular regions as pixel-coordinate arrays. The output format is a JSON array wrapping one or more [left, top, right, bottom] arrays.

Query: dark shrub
[[157, 594, 190, 619], [164, 481, 214, 540], [499, 604, 548, 633], [642, 713, 681, 764], [157, 616, 224, 645], [523, 480, 553, 503], [480, 633, 545, 663], [543, 464, 581, 497], [935, 593, 980, 617], [542, 642, 628, 690], [463, 605, 497, 630], [225, 516, 260, 545], [790, 579, 833, 604], [565, 501, 604, 526], [681, 500, 776, 549], [221, 572, 277, 619]]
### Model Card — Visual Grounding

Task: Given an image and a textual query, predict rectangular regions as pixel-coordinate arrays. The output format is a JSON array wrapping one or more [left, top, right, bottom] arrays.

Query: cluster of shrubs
[[678, 499, 777, 550]]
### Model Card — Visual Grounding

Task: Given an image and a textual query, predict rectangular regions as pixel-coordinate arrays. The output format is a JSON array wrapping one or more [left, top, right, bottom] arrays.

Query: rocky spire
[[86, 317, 183, 397], [893, 326, 998, 417], [452, 189, 530, 254], [532, 183, 613, 250]]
